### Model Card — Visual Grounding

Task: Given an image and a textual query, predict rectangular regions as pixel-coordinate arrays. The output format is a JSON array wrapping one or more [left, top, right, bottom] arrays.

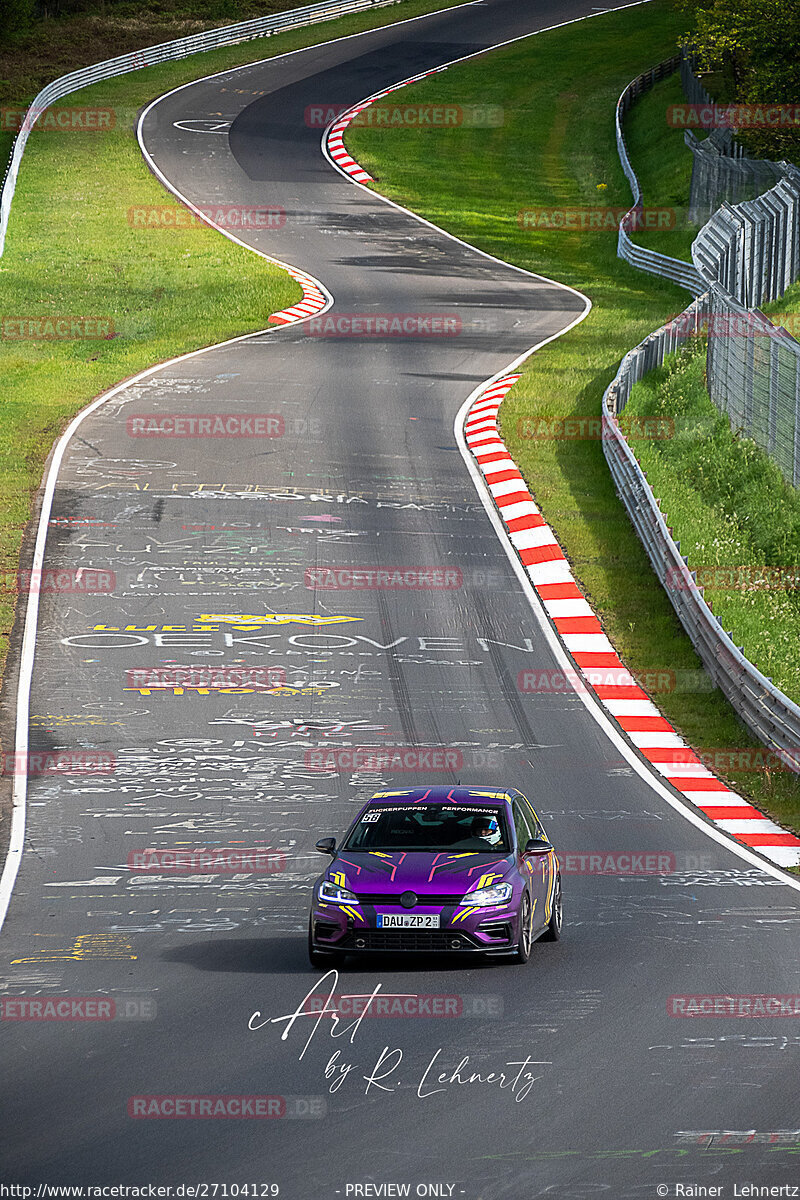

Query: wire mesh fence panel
[[606, 57, 800, 770]]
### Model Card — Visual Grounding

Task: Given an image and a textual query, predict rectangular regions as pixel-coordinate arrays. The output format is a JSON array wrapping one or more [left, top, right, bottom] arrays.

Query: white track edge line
[[454, 376, 800, 893], [1, 0, 498, 935], [0, 91, 342, 936], [2, 0, 478, 936], [121, 0, 498, 134], [0, 317, 342, 933], [152, 0, 800, 890], [311, 4, 800, 893], [321, 0, 655, 261], [4, 0, 797, 936]]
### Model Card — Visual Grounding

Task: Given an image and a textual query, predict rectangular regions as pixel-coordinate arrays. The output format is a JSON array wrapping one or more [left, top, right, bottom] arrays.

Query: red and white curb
[[323, 68, 446, 184], [268, 266, 327, 325], [326, 109, 374, 182], [465, 375, 800, 870]]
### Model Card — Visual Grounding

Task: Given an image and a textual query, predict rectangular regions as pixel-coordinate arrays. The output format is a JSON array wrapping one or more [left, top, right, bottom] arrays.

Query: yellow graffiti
[[124, 685, 335, 697], [31, 713, 124, 727], [12, 933, 137, 964], [544, 859, 556, 922], [199, 613, 362, 627]]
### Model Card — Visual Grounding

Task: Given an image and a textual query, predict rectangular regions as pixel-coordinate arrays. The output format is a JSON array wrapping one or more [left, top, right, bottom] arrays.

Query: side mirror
[[524, 837, 554, 856], [315, 837, 337, 856]]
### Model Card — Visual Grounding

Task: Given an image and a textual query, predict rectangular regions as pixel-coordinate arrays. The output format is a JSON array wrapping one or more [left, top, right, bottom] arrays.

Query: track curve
[[2, 1, 800, 1195]]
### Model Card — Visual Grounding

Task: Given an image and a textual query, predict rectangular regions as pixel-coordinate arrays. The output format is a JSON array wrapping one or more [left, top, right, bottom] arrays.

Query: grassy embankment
[[345, 0, 800, 835], [0, 0, 469, 674]]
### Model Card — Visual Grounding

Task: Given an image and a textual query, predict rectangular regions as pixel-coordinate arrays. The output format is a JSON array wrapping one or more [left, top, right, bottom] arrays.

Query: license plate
[[376, 913, 440, 929]]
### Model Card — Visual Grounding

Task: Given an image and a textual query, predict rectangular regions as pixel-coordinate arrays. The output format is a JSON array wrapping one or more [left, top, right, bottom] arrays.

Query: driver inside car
[[453, 814, 501, 849]]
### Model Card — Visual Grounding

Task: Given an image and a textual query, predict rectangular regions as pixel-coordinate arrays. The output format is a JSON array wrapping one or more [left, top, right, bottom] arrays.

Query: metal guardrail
[[604, 61, 800, 770], [693, 166, 800, 309], [603, 377, 800, 770], [6, 14, 800, 766], [615, 59, 706, 296], [0, 0, 403, 255]]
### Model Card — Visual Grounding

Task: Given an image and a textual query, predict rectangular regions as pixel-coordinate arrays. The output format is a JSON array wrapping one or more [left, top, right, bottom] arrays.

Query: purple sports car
[[308, 785, 562, 965]]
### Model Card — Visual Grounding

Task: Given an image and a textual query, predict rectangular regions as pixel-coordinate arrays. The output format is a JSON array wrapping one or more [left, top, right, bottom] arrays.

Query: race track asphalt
[[2, 1, 800, 1194]]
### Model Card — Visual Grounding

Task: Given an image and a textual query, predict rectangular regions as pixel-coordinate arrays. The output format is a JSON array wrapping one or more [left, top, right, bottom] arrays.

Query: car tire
[[513, 892, 534, 964], [541, 874, 562, 942], [308, 917, 345, 969]]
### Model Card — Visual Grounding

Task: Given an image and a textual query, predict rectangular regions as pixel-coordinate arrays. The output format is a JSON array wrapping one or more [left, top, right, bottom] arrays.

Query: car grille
[[341, 929, 478, 952], [354, 893, 464, 906]]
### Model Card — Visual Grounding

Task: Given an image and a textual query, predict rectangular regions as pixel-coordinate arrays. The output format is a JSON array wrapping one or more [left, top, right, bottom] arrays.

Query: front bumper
[[311, 903, 519, 954]]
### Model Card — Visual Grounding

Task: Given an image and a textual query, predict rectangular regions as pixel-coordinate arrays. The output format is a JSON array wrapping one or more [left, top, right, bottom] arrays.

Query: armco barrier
[[604, 62, 800, 772], [692, 166, 800, 310], [615, 58, 706, 296], [0, 0, 404, 255], [603, 304, 800, 771]]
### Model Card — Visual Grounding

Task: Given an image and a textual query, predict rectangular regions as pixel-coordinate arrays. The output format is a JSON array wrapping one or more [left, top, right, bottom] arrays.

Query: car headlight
[[319, 879, 359, 904], [463, 881, 513, 907]]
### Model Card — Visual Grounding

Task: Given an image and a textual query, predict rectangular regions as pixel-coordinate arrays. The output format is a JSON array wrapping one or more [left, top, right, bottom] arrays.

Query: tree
[[680, 0, 800, 159], [0, 0, 34, 42]]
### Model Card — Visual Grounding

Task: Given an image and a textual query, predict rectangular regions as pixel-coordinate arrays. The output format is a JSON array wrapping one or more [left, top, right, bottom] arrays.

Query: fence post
[[769, 337, 779, 456]]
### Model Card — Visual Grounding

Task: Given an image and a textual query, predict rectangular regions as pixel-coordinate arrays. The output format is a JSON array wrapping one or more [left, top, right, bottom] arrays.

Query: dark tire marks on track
[[2, 1, 800, 1194]]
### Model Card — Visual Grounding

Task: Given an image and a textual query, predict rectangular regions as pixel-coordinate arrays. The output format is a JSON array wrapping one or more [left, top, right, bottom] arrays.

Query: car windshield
[[343, 804, 510, 853]]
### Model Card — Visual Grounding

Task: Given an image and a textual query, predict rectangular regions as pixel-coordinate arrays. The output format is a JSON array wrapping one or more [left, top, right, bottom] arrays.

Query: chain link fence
[[603, 291, 800, 775], [693, 166, 800, 308], [703, 285, 800, 486], [616, 55, 800, 487], [685, 129, 783, 223], [604, 58, 800, 773], [691, 167, 800, 485], [678, 52, 783, 220]]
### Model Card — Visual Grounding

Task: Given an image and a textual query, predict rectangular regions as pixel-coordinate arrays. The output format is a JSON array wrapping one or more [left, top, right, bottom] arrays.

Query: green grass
[[0, 0, 468, 675], [624, 69, 697, 261], [0, 0, 467, 106], [624, 339, 800, 701], [346, 0, 800, 834], [625, 68, 800, 267]]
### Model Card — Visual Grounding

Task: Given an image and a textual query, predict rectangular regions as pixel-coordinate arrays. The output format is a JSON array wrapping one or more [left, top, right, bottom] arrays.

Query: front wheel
[[513, 892, 534, 963], [541, 874, 562, 942], [308, 916, 345, 969]]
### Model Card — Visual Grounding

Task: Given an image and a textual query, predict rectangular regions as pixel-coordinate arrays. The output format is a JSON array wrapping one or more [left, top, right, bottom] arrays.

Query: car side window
[[513, 802, 533, 852], [519, 796, 546, 840]]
